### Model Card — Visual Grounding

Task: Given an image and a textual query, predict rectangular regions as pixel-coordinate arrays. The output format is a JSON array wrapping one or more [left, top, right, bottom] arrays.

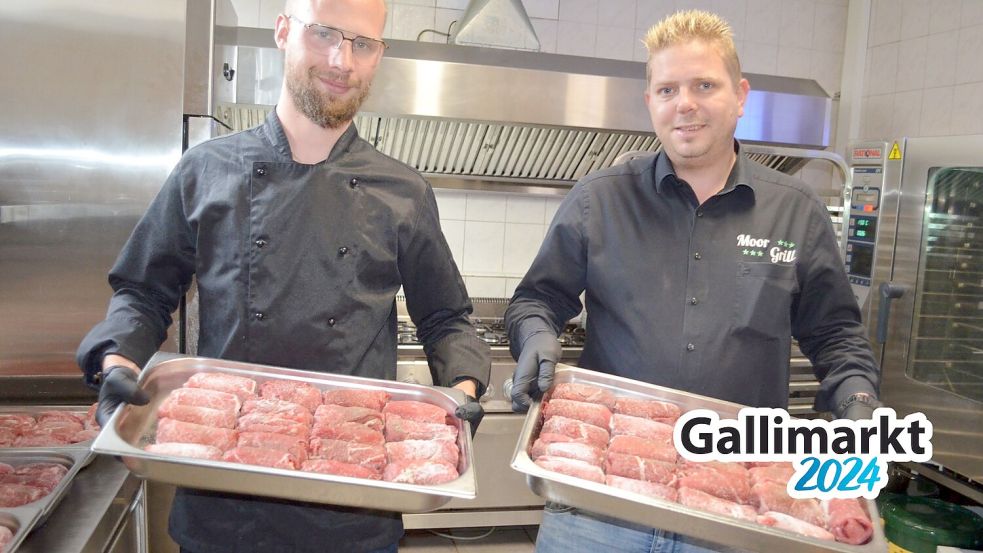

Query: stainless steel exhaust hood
[[216, 35, 833, 192], [451, 0, 540, 51]]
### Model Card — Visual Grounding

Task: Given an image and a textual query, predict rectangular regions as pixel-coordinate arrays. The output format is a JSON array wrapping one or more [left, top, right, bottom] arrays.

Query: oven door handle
[[876, 282, 906, 343]]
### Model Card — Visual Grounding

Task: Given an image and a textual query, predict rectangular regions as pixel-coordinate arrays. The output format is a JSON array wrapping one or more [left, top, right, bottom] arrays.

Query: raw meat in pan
[[0, 428, 17, 447], [185, 373, 257, 402], [12, 434, 72, 447], [314, 404, 383, 431], [822, 498, 873, 545], [309, 438, 387, 471], [529, 440, 604, 467], [164, 387, 241, 414], [550, 383, 617, 410], [679, 460, 749, 480], [322, 389, 390, 411], [383, 414, 458, 443], [677, 465, 751, 504], [613, 397, 682, 422], [71, 429, 100, 442], [383, 459, 459, 485], [5, 463, 68, 494], [382, 401, 448, 424], [542, 399, 611, 430], [36, 411, 84, 425], [748, 464, 795, 487], [609, 414, 673, 442], [241, 398, 313, 426], [0, 483, 46, 508], [0, 414, 34, 428], [238, 431, 308, 464], [539, 416, 609, 448], [27, 419, 85, 443], [751, 481, 826, 528], [0, 463, 12, 477], [534, 455, 605, 483], [84, 402, 100, 429], [386, 439, 459, 467], [144, 442, 224, 460], [222, 446, 298, 470], [237, 413, 309, 438], [0, 525, 12, 551], [605, 475, 678, 502], [157, 402, 237, 429], [678, 487, 757, 522], [757, 511, 835, 541], [155, 418, 237, 451], [311, 421, 385, 445], [259, 380, 322, 414], [604, 452, 676, 485], [301, 459, 382, 480], [607, 434, 677, 464]]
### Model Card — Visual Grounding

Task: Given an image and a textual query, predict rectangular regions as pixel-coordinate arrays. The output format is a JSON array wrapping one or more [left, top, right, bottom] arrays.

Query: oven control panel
[[845, 166, 883, 308]]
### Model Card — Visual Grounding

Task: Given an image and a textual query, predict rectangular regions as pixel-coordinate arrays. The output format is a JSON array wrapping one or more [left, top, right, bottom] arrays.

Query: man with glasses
[[78, 1, 489, 552]]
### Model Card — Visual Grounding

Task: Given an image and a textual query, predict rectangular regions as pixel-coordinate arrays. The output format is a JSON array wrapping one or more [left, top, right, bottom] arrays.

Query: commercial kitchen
[[1, 0, 982, 551]]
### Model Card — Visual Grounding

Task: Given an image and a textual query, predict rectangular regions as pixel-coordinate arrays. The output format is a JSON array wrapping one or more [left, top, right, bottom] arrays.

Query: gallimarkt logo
[[736, 234, 797, 264], [673, 407, 933, 499]]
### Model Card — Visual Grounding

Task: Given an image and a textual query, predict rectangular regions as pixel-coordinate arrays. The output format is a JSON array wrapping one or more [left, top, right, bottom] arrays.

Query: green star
[[777, 240, 785, 247], [788, 242, 795, 248], [742, 249, 749, 255], [756, 250, 764, 257]]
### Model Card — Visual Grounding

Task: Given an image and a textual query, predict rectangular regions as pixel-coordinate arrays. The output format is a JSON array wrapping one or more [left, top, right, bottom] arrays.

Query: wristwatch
[[837, 392, 881, 413]]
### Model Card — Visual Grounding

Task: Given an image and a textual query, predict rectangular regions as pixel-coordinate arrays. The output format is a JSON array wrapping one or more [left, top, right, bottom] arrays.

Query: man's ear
[[274, 13, 290, 50]]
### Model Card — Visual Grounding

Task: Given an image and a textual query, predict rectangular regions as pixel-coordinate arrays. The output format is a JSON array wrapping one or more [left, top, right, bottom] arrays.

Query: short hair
[[643, 10, 742, 86]]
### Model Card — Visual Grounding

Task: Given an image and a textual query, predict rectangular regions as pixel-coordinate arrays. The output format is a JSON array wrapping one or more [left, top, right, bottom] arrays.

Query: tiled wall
[[861, 0, 983, 138]]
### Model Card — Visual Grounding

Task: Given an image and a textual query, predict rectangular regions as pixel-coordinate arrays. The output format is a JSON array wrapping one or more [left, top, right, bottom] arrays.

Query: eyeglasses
[[288, 15, 387, 62]]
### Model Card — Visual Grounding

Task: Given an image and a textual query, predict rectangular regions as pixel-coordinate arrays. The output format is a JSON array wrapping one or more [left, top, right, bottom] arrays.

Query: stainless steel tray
[[91, 354, 477, 513], [0, 406, 97, 452], [511, 365, 890, 553], [0, 449, 90, 553]]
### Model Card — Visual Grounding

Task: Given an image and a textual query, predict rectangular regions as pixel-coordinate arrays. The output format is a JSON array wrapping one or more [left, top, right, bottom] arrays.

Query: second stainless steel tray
[[511, 365, 889, 553], [92, 354, 477, 513]]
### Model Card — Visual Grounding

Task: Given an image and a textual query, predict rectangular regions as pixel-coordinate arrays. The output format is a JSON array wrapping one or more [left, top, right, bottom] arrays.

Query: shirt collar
[[262, 108, 360, 163], [653, 140, 756, 197]]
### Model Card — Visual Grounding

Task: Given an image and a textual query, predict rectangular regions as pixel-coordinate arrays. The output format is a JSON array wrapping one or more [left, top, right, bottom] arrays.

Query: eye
[[657, 87, 675, 96], [698, 81, 714, 91], [313, 29, 332, 40], [352, 39, 371, 51]]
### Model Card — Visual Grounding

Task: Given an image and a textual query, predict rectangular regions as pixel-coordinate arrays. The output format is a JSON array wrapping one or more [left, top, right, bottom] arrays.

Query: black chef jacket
[[506, 143, 878, 413], [77, 111, 490, 553]]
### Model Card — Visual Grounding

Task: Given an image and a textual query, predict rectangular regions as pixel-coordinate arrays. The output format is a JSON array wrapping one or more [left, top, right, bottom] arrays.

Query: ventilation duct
[[450, 0, 540, 51]]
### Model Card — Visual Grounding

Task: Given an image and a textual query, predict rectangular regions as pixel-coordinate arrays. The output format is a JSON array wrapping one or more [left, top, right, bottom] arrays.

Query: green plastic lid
[[879, 495, 983, 553]]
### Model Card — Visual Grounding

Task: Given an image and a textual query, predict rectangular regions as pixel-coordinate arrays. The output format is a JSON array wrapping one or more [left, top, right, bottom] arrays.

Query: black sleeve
[[76, 158, 197, 387], [400, 185, 490, 394], [505, 181, 588, 360], [793, 201, 880, 412]]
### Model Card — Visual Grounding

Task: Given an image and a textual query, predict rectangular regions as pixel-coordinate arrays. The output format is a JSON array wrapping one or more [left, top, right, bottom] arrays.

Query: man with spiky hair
[[506, 10, 879, 552], [79, 1, 489, 551]]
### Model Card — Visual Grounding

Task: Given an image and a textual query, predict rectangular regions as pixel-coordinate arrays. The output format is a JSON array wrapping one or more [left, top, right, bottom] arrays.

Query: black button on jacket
[[77, 111, 490, 553]]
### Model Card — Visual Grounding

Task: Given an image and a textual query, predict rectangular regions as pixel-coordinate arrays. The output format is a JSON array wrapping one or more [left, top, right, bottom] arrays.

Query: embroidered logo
[[736, 234, 797, 265]]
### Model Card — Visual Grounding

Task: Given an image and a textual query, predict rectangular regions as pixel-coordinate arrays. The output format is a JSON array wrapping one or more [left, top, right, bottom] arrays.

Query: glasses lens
[[307, 25, 343, 52], [351, 37, 383, 59]]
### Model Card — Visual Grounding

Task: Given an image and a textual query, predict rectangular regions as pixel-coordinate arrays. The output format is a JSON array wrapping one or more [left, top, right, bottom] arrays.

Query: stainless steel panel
[[92, 354, 477, 512], [511, 365, 888, 553], [0, 0, 186, 376]]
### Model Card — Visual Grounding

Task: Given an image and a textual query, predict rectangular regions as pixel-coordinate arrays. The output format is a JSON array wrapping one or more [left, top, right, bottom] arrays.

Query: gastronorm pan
[[0, 449, 90, 552], [511, 364, 889, 553], [91, 353, 476, 513]]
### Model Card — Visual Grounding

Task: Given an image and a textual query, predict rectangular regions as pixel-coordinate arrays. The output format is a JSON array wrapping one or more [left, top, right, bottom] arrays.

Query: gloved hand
[[837, 393, 881, 421], [511, 332, 561, 412], [454, 395, 484, 438], [96, 366, 150, 428]]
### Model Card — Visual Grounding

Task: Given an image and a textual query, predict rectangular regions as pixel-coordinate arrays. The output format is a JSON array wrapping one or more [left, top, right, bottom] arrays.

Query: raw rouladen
[[542, 398, 612, 430], [0, 462, 69, 508], [822, 498, 873, 545], [0, 405, 101, 448], [0, 525, 12, 551], [383, 459, 459, 485], [757, 511, 834, 541], [259, 380, 322, 414], [551, 382, 617, 410]]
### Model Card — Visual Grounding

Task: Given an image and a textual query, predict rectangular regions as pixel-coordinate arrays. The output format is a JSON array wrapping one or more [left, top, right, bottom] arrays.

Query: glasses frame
[[286, 15, 388, 62]]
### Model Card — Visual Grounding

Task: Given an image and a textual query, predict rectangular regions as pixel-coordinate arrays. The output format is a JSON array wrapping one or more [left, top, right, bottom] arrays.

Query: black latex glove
[[454, 395, 484, 438], [511, 332, 561, 412], [96, 366, 150, 428]]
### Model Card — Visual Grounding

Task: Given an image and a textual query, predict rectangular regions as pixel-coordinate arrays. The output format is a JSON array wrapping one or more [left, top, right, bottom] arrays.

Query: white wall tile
[[865, 43, 898, 96], [923, 32, 958, 87], [776, 46, 811, 79], [743, 41, 778, 75], [745, 0, 782, 45], [929, 0, 962, 34], [861, 93, 895, 140], [523, 0, 560, 20], [899, 0, 930, 40], [505, 278, 525, 299], [503, 223, 546, 274], [217, 0, 240, 26], [463, 221, 505, 272], [384, 5, 395, 38], [955, 25, 983, 84], [633, 35, 649, 62], [635, 0, 676, 30], [531, 18, 559, 52], [812, 2, 847, 52], [398, 0, 437, 7], [465, 276, 507, 297], [779, 0, 814, 49], [963, 0, 983, 26], [868, 0, 900, 46], [434, 189, 468, 219], [891, 90, 922, 137], [506, 196, 546, 223], [895, 37, 927, 93], [712, 0, 747, 40], [231, 0, 260, 27], [597, 0, 636, 28], [918, 86, 954, 137], [440, 219, 465, 264], [950, 82, 983, 135], [595, 24, 636, 60], [466, 192, 508, 222], [544, 196, 565, 224], [436, 0, 469, 9], [258, 0, 282, 28], [559, 0, 599, 24], [811, 49, 843, 96], [389, 4, 436, 41], [556, 20, 597, 56], [434, 8, 464, 42]]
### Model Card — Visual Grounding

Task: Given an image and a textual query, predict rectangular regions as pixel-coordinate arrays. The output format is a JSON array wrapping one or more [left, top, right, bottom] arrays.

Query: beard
[[286, 65, 371, 129]]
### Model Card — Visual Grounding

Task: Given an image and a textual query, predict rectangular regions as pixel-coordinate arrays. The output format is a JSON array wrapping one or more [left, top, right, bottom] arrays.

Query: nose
[[676, 88, 697, 113], [328, 39, 355, 71]]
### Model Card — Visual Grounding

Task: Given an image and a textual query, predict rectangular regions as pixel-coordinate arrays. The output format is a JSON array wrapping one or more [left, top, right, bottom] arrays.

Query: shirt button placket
[[686, 343, 696, 352]]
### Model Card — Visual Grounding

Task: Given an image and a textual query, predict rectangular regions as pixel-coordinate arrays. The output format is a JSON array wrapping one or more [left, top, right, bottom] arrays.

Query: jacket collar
[[261, 108, 360, 163]]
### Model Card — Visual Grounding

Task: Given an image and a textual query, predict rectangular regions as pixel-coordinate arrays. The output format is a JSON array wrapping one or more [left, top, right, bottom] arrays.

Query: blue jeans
[[181, 543, 398, 553], [535, 503, 748, 553]]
